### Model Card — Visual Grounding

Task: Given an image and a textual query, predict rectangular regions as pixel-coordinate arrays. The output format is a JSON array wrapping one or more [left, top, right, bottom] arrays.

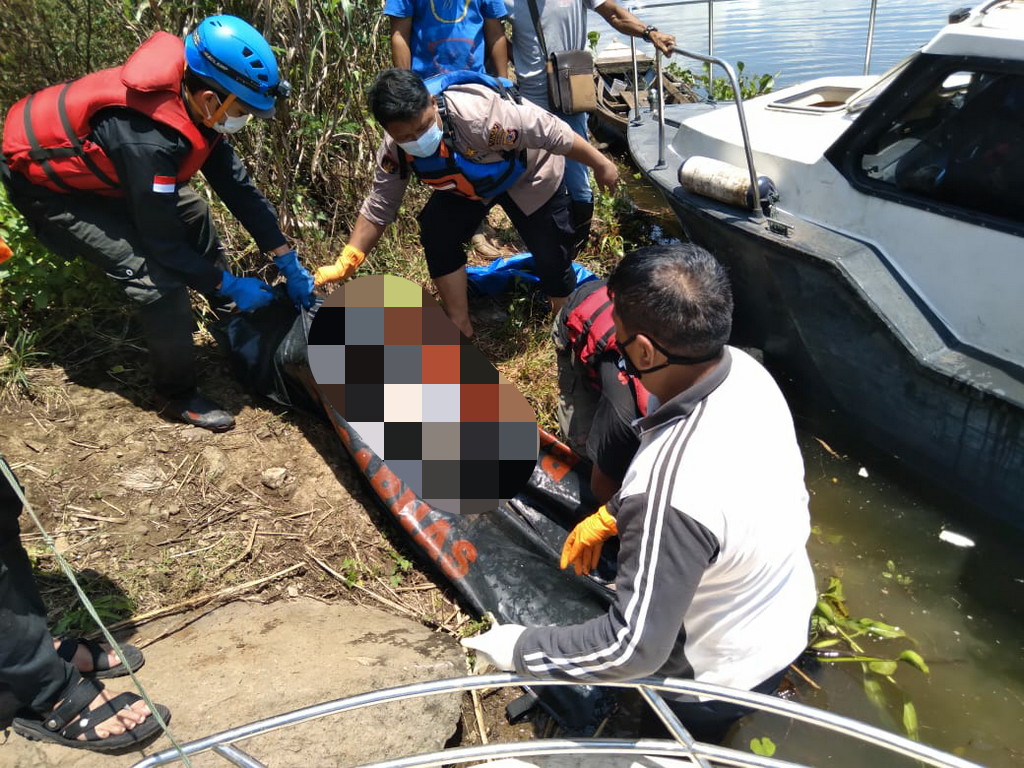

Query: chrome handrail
[[132, 673, 983, 768], [655, 50, 667, 168], [664, 45, 763, 217], [864, 0, 880, 74], [707, 0, 715, 57], [631, 36, 642, 124]]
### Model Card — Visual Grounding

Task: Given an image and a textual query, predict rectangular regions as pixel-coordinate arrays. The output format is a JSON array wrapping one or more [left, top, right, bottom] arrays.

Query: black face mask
[[616, 334, 722, 378]]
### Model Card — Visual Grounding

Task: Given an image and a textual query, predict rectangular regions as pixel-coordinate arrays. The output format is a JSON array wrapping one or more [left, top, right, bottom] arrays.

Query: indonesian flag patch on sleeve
[[152, 175, 176, 194]]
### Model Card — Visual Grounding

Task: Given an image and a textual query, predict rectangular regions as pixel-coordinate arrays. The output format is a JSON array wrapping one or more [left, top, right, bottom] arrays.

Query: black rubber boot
[[137, 290, 198, 400], [570, 200, 594, 256], [156, 392, 235, 432]]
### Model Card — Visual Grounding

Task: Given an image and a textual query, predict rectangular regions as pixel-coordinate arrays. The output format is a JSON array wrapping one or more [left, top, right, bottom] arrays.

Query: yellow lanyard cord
[[430, 0, 471, 24]]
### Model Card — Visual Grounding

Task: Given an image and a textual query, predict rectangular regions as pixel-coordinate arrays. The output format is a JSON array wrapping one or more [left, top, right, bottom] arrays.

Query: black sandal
[[13, 676, 170, 752], [55, 635, 145, 679]]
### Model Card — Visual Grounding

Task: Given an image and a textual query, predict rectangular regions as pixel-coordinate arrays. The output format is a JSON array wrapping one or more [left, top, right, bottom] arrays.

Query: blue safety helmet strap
[[184, 15, 290, 118]]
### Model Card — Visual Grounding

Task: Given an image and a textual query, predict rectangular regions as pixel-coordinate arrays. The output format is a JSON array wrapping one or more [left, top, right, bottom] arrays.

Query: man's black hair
[[368, 69, 431, 126], [606, 244, 733, 358], [183, 69, 228, 100]]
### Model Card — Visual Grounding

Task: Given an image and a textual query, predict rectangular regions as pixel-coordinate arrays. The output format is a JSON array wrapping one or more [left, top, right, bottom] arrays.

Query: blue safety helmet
[[184, 15, 291, 118]]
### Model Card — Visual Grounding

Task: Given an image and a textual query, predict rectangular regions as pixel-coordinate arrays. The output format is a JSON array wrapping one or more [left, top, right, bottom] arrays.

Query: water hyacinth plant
[[810, 576, 930, 739]]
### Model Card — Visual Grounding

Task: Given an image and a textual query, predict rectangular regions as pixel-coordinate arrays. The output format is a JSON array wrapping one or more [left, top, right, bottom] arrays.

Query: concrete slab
[[1, 599, 465, 767]]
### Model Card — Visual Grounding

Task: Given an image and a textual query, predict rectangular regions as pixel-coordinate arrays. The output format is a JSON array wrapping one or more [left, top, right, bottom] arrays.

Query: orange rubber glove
[[0, 237, 11, 264], [314, 244, 366, 287], [560, 505, 618, 576]]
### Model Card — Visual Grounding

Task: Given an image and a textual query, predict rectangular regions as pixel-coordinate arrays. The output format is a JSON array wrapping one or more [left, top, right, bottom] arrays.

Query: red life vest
[[2, 32, 218, 196], [563, 280, 651, 416]]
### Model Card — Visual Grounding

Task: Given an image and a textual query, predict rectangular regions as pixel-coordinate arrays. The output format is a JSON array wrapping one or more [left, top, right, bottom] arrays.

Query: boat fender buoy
[[678, 155, 778, 215]]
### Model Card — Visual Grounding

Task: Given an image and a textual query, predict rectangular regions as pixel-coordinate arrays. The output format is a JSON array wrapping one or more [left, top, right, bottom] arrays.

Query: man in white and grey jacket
[[463, 243, 816, 742]]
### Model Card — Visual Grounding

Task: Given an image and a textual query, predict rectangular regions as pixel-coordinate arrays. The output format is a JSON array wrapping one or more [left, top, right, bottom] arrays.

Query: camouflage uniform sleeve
[[357, 138, 412, 227], [448, 86, 577, 157]]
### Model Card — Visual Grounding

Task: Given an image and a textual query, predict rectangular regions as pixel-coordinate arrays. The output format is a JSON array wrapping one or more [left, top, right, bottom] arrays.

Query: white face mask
[[202, 96, 252, 135], [212, 112, 252, 134], [398, 121, 443, 158]]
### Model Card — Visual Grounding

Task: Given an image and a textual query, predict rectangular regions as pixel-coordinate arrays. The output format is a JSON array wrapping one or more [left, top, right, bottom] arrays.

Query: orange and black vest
[[564, 280, 651, 416], [2, 32, 218, 196]]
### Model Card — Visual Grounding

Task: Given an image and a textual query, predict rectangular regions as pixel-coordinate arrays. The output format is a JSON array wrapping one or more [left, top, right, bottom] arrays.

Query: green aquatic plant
[[810, 576, 929, 740], [881, 559, 913, 586], [667, 60, 775, 102]]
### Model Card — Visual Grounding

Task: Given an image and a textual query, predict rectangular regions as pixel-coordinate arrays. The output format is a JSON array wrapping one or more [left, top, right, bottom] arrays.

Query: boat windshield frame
[[846, 51, 921, 113]]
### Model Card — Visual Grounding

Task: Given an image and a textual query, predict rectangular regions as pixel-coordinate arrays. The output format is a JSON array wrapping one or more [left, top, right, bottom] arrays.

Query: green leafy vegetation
[[0, 185, 110, 340], [667, 60, 776, 101], [881, 559, 913, 586], [457, 616, 492, 638], [386, 547, 414, 588], [810, 576, 929, 740], [51, 594, 135, 637]]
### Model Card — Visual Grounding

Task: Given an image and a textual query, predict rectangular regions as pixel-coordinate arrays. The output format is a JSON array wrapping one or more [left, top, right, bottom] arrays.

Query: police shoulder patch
[[487, 123, 519, 148]]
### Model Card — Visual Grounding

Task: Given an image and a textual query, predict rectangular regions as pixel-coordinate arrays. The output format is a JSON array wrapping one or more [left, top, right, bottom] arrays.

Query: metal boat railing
[[132, 673, 982, 768], [648, 46, 763, 219], [624, 1, 888, 217], [864, 0, 880, 74]]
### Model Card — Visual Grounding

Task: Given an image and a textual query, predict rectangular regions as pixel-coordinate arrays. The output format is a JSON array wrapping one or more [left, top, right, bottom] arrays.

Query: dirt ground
[[0, 316, 551, 752], [0, 203, 637, 755]]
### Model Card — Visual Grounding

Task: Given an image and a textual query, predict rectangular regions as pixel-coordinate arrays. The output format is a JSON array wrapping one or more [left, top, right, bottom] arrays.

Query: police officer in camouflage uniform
[[320, 68, 619, 338]]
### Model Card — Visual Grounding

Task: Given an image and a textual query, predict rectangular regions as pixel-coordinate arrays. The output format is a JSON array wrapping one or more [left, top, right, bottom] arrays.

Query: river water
[[599, 2, 1024, 765], [596, 0, 953, 85]]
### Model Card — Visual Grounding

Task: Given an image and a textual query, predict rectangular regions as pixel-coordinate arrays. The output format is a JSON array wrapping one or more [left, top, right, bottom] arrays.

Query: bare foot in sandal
[[53, 635, 145, 678], [13, 676, 170, 751], [69, 687, 151, 738]]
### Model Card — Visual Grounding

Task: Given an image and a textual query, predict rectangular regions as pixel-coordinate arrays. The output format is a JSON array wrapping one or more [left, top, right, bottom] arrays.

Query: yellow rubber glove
[[314, 244, 366, 287], [560, 505, 618, 576]]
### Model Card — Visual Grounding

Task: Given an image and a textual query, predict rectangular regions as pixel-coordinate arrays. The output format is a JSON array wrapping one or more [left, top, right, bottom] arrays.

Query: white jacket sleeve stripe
[[521, 404, 705, 675]]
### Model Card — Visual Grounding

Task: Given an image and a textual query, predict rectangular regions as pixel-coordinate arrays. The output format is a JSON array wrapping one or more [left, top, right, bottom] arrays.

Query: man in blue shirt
[[387, 0, 510, 79]]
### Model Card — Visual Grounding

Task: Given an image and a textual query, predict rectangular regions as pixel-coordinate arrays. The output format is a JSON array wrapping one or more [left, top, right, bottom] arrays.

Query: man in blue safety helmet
[[1, 15, 311, 431]]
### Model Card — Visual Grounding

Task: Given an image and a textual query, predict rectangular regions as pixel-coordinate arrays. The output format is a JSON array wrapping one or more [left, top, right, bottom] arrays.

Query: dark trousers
[[0, 459, 79, 727], [644, 667, 790, 744], [3, 173, 226, 399], [417, 186, 576, 298]]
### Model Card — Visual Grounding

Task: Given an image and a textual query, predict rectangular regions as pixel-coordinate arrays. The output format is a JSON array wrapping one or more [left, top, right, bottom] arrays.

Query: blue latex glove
[[218, 271, 274, 312], [273, 249, 316, 309]]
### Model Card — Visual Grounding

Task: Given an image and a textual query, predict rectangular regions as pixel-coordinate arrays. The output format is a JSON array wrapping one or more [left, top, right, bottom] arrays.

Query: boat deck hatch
[[768, 85, 862, 113]]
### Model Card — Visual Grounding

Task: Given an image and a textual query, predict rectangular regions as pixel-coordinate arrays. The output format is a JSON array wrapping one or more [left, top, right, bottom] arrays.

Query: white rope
[[1, 455, 192, 765]]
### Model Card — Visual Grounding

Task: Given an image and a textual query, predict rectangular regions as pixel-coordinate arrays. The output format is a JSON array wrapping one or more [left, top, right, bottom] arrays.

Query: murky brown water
[[762, 436, 1024, 767]]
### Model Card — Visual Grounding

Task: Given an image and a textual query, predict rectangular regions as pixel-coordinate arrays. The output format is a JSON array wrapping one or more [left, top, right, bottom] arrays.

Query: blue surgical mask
[[399, 121, 443, 158]]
